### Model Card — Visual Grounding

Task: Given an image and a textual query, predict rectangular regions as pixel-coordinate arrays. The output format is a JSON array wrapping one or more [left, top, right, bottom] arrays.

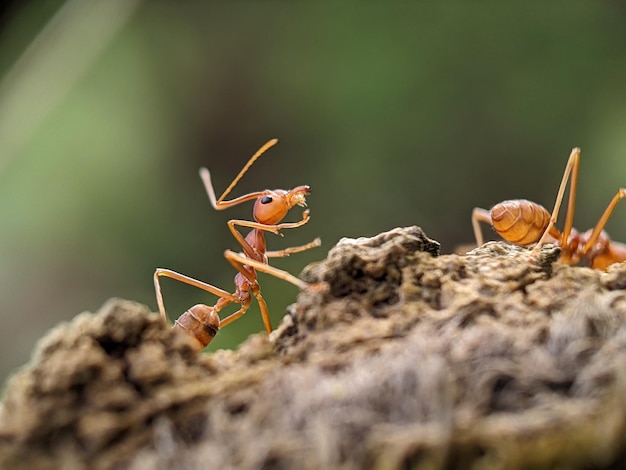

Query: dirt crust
[[2, 226, 626, 469]]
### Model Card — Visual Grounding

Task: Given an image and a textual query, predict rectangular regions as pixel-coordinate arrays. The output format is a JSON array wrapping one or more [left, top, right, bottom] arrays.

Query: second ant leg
[[530, 148, 581, 259], [581, 188, 626, 255]]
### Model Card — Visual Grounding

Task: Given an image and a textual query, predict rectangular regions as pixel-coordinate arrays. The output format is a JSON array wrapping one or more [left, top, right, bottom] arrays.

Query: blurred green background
[[1, 1, 626, 385]]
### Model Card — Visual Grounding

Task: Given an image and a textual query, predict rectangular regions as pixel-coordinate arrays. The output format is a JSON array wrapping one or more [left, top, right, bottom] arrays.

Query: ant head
[[253, 185, 311, 225]]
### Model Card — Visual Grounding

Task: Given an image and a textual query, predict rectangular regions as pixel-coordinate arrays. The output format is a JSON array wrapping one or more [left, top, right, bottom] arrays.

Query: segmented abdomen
[[490, 199, 550, 245], [173, 304, 220, 350]]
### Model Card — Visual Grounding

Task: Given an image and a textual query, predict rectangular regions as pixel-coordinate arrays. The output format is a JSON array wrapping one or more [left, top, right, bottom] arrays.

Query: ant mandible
[[154, 139, 321, 350], [472, 147, 626, 270]]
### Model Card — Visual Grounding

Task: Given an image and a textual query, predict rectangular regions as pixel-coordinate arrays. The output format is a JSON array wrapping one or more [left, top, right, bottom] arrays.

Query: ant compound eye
[[261, 196, 273, 204]]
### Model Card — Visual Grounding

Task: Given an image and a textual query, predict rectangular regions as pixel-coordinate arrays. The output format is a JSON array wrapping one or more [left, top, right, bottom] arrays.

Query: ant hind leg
[[153, 268, 235, 322]]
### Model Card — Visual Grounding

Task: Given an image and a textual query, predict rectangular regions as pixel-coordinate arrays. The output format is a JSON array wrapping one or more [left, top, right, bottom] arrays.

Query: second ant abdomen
[[173, 304, 220, 350], [491, 199, 551, 245]]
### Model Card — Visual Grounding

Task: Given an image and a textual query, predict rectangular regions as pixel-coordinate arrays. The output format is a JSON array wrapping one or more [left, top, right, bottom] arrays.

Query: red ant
[[472, 147, 626, 270], [154, 139, 321, 350]]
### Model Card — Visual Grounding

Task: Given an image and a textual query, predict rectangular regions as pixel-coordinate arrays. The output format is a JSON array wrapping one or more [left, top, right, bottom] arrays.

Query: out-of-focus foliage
[[1, 2, 626, 384]]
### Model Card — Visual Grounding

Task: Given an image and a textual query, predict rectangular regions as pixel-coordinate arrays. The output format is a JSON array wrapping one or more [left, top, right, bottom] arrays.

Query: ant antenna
[[218, 138, 278, 204]]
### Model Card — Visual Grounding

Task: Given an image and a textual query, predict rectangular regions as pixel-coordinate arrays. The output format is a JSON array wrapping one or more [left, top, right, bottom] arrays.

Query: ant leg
[[266, 237, 321, 258], [224, 249, 309, 290], [227, 220, 262, 260], [228, 209, 311, 239], [153, 268, 236, 322], [223, 247, 328, 333], [530, 148, 581, 259], [218, 296, 253, 329], [222, 251, 277, 333], [560, 148, 581, 244], [272, 209, 311, 231], [199, 139, 278, 210], [250, 285, 272, 333], [220, 286, 272, 333], [229, 255, 327, 334], [471, 208, 492, 246], [581, 188, 626, 255], [226, 211, 313, 259]]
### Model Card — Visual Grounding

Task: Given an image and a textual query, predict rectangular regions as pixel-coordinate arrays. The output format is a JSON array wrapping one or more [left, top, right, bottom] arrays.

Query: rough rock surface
[[2, 226, 626, 469]]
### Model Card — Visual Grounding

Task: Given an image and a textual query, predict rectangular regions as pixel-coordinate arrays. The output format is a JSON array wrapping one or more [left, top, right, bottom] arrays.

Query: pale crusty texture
[[1, 226, 626, 469]]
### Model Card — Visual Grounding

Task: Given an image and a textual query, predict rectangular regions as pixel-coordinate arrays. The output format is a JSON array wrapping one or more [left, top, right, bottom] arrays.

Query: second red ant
[[472, 147, 626, 270], [154, 139, 321, 350]]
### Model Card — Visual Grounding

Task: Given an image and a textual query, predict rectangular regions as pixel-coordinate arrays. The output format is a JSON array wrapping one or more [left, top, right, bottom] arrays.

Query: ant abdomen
[[490, 199, 551, 245], [173, 304, 220, 350]]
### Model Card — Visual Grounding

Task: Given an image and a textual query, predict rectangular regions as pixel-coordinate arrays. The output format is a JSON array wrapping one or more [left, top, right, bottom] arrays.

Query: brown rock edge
[[2, 226, 626, 469]]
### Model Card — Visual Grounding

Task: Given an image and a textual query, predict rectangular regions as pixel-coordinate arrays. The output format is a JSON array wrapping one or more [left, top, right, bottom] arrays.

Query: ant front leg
[[229, 209, 311, 237], [226, 210, 313, 258], [272, 209, 312, 233]]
